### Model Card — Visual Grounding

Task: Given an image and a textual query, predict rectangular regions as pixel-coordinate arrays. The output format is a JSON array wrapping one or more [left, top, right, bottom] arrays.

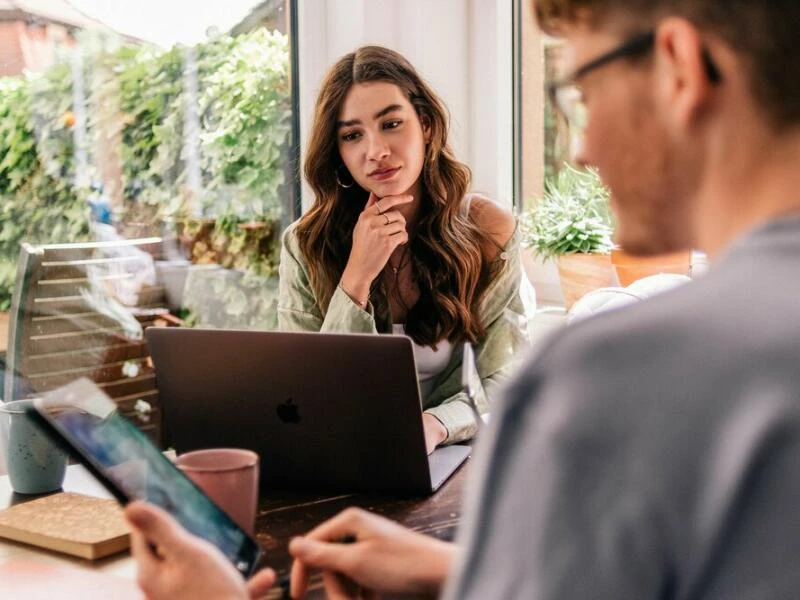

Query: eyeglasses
[[549, 29, 723, 137], [548, 31, 656, 135]]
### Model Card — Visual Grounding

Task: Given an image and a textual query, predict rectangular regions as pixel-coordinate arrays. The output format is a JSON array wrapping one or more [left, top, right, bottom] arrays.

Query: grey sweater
[[445, 215, 800, 599]]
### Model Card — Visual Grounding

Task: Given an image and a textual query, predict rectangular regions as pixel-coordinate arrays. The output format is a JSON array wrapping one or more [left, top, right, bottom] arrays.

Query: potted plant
[[521, 164, 616, 309]]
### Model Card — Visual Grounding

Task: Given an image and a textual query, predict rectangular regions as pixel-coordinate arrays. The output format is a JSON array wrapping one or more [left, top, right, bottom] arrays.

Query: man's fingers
[[246, 568, 276, 599], [322, 569, 361, 600], [124, 501, 187, 558], [298, 507, 367, 544], [129, 528, 159, 585], [290, 557, 311, 600], [289, 537, 355, 573]]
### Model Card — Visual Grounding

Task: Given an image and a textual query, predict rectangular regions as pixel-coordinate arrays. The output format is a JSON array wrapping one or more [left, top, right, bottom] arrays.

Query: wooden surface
[[0, 461, 469, 598], [254, 464, 468, 598]]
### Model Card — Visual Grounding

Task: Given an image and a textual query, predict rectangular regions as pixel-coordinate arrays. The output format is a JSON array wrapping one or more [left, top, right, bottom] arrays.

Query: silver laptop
[[145, 328, 471, 494]]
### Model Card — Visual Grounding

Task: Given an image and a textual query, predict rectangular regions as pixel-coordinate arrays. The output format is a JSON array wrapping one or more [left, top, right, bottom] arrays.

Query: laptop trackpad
[[428, 444, 471, 491]]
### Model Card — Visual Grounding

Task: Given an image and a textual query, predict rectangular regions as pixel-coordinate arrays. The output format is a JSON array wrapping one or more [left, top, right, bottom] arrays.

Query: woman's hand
[[289, 507, 455, 599], [124, 502, 275, 600], [340, 193, 412, 305], [422, 413, 448, 454]]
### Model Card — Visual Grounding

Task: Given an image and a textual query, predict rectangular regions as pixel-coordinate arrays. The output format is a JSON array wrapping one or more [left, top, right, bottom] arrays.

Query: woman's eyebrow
[[337, 104, 403, 129]]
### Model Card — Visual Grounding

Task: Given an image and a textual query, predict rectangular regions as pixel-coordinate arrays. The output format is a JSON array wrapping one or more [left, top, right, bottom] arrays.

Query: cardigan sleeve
[[277, 224, 378, 334], [424, 226, 532, 443]]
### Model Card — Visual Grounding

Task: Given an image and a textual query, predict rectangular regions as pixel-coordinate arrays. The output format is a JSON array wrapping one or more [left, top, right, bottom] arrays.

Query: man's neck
[[696, 127, 800, 257]]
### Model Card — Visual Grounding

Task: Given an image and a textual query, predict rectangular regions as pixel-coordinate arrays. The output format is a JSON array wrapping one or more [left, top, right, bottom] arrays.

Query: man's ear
[[654, 18, 716, 129]]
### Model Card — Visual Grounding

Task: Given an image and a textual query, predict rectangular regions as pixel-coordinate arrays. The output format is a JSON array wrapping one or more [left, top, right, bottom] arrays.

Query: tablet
[[29, 378, 262, 576]]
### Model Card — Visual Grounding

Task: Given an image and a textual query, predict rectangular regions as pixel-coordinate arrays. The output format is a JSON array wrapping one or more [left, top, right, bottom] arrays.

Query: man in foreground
[[126, 0, 800, 597]]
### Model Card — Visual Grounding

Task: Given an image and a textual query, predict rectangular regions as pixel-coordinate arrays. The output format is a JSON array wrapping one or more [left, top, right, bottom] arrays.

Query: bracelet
[[339, 282, 369, 309]]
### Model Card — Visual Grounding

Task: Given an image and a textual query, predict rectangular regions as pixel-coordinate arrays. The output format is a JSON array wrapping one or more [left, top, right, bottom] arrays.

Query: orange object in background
[[611, 248, 692, 287]]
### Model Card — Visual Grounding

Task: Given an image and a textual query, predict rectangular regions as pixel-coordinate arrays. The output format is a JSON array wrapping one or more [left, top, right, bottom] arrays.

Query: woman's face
[[336, 81, 430, 199]]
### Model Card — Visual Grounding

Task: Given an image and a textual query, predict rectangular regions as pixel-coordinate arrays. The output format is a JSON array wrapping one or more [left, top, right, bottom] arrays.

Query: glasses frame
[[548, 29, 722, 129], [548, 30, 656, 125]]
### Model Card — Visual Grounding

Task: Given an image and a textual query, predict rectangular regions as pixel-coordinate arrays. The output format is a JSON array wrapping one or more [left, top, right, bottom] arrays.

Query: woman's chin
[[370, 181, 412, 198]]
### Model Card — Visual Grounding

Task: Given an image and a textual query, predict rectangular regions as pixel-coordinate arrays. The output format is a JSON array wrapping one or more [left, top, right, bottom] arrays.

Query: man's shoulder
[[509, 250, 800, 421], [540, 281, 705, 367]]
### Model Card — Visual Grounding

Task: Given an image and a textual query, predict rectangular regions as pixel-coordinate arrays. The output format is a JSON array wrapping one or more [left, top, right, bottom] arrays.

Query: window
[[0, 0, 300, 333], [0, 1, 299, 426], [512, 0, 546, 212]]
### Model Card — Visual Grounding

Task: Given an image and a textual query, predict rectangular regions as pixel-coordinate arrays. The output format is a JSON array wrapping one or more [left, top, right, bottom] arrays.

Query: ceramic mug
[[176, 448, 259, 535], [0, 399, 68, 494]]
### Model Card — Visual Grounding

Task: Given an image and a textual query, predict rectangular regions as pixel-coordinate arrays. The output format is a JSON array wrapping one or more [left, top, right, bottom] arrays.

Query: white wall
[[297, 0, 513, 210]]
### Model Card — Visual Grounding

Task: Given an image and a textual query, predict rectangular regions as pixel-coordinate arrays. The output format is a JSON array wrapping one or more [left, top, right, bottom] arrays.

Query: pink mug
[[176, 448, 259, 535]]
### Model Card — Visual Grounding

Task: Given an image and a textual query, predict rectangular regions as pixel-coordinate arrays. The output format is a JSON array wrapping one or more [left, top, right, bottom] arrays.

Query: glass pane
[[0, 1, 297, 412]]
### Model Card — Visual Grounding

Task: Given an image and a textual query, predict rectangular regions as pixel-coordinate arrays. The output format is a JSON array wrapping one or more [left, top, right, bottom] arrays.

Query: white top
[[392, 324, 454, 402]]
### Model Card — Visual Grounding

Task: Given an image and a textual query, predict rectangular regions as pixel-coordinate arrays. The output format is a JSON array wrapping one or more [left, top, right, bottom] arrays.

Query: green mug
[[0, 399, 68, 494]]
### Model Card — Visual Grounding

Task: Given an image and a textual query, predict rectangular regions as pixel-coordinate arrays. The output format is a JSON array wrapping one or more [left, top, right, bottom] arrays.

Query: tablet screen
[[34, 378, 261, 575]]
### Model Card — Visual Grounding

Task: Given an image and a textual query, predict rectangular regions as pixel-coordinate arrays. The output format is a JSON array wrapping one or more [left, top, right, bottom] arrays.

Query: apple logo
[[276, 398, 301, 424]]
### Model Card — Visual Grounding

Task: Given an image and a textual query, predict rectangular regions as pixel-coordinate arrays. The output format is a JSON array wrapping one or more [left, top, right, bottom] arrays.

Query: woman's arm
[[277, 224, 379, 334], [424, 199, 532, 444]]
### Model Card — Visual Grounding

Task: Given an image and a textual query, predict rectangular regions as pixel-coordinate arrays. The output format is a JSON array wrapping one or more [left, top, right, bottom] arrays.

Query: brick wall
[[0, 21, 76, 76], [0, 21, 25, 76]]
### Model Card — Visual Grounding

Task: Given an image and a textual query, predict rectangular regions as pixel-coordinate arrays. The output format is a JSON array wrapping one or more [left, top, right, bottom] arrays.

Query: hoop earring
[[336, 164, 354, 189]]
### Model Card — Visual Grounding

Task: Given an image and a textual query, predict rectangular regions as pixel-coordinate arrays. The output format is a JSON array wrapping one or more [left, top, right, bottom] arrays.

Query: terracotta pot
[[611, 248, 692, 287], [556, 253, 615, 309]]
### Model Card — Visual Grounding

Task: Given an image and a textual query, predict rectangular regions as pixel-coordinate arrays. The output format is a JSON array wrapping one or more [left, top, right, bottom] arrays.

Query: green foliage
[[0, 260, 17, 312], [117, 45, 185, 204], [0, 79, 37, 193], [0, 70, 91, 310], [521, 164, 614, 259], [199, 29, 291, 221], [0, 28, 291, 310]]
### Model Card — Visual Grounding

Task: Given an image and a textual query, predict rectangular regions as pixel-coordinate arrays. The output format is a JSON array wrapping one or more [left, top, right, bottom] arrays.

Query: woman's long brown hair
[[297, 45, 498, 346]]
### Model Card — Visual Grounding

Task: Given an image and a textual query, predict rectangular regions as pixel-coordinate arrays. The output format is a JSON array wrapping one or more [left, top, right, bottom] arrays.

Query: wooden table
[[0, 461, 469, 598]]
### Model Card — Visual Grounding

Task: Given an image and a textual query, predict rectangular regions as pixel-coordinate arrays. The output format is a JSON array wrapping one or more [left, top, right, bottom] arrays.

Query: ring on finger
[[375, 200, 383, 215], [383, 213, 391, 225]]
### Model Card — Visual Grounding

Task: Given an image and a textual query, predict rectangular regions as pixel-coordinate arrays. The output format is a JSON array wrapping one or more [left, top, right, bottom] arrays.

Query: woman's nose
[[366, 134, 390, 161]]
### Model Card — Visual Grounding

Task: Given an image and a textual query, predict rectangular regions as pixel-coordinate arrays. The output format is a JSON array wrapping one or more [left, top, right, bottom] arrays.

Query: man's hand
[[124, 502, 275, 600], [289, 507, 455, 599], [422, 413, 448, 454]]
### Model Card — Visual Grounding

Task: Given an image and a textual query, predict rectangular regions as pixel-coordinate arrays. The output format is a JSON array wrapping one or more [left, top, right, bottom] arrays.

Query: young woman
[[278, 45, 530, 453]]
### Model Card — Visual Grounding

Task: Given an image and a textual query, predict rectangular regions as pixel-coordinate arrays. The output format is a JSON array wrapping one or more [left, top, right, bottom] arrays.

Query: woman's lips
[[369, 167, 400, 181]]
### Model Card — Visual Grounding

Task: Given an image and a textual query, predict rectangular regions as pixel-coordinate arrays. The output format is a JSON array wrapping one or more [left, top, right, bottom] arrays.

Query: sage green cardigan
[[277, 221, 530, 444]]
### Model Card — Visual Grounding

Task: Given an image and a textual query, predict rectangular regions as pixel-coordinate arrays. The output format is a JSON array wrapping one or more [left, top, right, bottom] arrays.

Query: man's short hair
[[533, 0, 800, 128]]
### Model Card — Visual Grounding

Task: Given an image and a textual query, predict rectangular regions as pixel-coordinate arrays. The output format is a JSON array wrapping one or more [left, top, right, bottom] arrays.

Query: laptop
[[145, 328, 471, 495]]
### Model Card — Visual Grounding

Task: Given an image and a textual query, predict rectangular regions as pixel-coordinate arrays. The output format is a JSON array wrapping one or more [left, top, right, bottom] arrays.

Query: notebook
[[0, 492, 130, 559], [146, 328, 471, 494]]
